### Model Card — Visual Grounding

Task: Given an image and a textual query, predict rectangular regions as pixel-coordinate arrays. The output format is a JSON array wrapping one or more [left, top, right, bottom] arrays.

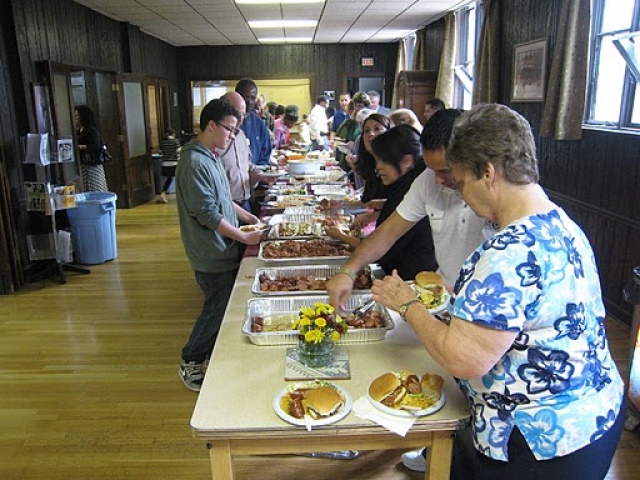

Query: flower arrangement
[[295, 302, 348, 344]]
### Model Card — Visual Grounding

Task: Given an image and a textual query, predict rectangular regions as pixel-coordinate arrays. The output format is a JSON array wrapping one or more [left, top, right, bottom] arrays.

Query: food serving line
[[190, 157, 470, 480]]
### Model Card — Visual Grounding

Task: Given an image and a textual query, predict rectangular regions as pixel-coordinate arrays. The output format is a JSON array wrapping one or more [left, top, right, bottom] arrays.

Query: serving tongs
[[348, 298, 376, 317]]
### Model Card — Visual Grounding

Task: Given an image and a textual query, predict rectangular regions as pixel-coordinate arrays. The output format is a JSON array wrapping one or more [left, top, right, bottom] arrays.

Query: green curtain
[[435, 13, 456, 107], [540, 0, 591, 140], [472, 0, 501, 105], [392, 37, 410, 109], [412, 29, 427, 70]]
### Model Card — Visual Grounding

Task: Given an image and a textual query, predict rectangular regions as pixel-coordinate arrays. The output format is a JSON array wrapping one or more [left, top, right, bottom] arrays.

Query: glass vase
[[297, 336, 335, 368]]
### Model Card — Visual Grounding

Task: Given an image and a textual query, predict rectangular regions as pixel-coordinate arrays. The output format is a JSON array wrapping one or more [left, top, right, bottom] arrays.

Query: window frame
[[584, 0, 640, 131], [452, 1, 483, 109]]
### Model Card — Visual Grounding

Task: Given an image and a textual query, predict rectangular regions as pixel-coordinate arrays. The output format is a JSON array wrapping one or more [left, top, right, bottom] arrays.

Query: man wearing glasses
[[175, 98, 262, 392]]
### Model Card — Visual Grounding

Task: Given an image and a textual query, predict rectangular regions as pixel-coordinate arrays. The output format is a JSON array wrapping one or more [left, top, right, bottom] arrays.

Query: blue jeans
[[181, 268, 238, 363]]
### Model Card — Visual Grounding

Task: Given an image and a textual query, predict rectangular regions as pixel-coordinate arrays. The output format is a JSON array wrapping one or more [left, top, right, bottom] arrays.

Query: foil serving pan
[[242, 294, 394, 346], [258, 239, 351, 263], [252, 265, 373, 296]]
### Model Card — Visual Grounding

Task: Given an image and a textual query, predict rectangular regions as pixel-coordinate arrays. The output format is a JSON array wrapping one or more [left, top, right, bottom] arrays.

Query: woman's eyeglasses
[[215, 121, 240, 136]]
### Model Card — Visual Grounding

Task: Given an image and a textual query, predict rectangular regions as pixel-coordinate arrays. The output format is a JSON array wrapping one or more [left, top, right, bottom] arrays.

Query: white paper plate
[[366, 391, 446, 417], [273, 383, 353, 427], [407, 282, 451, 315]]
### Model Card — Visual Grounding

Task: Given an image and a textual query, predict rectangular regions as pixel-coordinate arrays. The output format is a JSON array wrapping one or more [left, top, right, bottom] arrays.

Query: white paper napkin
[[352, 396, 416, 436]]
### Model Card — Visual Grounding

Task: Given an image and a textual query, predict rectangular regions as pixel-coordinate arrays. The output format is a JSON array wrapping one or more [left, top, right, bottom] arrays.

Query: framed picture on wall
[[511, 39, 547, 102]]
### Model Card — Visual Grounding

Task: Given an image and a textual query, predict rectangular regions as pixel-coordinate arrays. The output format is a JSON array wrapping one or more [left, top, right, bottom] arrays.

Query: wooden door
[[394, 70, 438, 125], [116, 74, 154, 207]]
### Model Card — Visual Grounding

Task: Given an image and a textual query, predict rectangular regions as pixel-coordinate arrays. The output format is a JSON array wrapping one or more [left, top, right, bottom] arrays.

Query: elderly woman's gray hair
[[447, 103, 539, 185], [355, 108, 374, 125]]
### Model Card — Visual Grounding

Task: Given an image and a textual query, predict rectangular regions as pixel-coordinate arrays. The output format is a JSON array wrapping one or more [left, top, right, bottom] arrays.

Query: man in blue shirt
[[235, 78, 272, 165]]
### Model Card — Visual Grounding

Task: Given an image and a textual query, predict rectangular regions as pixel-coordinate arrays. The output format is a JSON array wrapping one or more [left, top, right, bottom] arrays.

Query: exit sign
[[361, 57, 375, 67]]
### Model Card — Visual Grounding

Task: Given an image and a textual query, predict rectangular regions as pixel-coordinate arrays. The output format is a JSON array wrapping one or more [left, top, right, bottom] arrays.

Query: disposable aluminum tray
[[268, 214, 324, 225], [242, 294, 394, 346], [258, 239, 351, 263], [252, 265, 373, 296], [311, 185, 352, 195], [267, 222, 325, 239]]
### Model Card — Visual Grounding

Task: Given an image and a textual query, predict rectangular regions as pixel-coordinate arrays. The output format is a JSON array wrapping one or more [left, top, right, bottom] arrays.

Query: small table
[[191, 258, 470, 480]]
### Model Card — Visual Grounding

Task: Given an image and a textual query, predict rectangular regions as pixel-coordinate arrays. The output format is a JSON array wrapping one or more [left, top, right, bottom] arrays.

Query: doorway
[[346, 76, 386, 105]]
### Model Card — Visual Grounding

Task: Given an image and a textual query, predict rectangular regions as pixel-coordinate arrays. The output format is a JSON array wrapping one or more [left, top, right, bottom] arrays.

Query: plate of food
[[409, 271, 450, 314], [367, 370, 445, 417], [274, 381, 353, 427], [239, 223, 268, 233]]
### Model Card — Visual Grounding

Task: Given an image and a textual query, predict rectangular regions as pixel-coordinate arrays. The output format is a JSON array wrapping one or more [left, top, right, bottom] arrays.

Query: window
[[585, 0, 640, 129], [452, 2, 483, 109]]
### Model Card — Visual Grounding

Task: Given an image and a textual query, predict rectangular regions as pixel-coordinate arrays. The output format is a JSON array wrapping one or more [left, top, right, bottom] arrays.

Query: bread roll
[[415, 271, 444, 287]]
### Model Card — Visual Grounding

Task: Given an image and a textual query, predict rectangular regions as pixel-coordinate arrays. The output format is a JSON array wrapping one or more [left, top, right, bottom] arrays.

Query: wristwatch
[[399, 299, 422, 321]]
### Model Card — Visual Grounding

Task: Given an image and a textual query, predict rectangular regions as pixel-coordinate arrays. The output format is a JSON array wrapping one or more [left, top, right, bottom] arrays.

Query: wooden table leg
[[425, 431, 454, 480], [209, 440, 234, 480]]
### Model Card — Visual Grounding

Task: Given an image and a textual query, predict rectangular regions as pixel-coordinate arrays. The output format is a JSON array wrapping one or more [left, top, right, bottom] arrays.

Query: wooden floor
[[1, 198, 638, 480]]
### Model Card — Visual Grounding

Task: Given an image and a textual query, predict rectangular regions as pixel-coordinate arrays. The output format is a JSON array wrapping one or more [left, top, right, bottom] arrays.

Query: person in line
[[74, 105, 108, 192], [328, 109, 485, 297], [325, 125, 436, 279], [335, 100, 361, 142], [329, 92, 351, 147], [390, 108, 423, 133], [424, 97, 446, 122], [234, 78, 272, 165], [308, 95, 330, 151], [371, 103, 625, 479], [352, 113, 393, 227], [156, 129, 180, 204], [273, 105, 299, 150], [256, 94, 274, 132], [343, 107, 373, 190], [176, 98, 263, 392], [218, 92, 275, 213], [327, 108, 493, 472], [367, 90, 392, 115], [295, 113, 310, 148]]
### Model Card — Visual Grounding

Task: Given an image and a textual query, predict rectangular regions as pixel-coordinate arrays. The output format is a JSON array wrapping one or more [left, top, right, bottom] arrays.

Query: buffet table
[[191, 258, 470, 480]]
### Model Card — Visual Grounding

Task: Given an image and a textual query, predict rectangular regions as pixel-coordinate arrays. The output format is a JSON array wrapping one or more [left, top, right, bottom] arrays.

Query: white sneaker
[[401, 448, 427, 472]]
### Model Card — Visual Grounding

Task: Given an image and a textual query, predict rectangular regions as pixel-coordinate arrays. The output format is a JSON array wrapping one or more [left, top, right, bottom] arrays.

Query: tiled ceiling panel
[[72, 0, 470, 46]]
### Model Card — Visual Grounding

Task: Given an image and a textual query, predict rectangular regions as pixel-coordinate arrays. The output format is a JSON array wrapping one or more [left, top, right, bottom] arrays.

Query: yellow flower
[[314, 317, 327, 328], [300, 306, 315, 317], [304, 329, 325, 343], [299, 317, 311, 327], [330, 330, 340, 341]]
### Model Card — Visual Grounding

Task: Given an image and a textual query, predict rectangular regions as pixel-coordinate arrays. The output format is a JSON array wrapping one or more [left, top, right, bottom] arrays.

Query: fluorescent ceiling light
[[249, 20, 317, 28], [237, 0, 324, 4], [258, 37, 313, 43]]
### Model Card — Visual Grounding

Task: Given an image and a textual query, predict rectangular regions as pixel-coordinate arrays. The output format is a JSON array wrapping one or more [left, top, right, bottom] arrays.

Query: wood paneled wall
[[498, 0, 640, 325], [176, 43, 398, 132]]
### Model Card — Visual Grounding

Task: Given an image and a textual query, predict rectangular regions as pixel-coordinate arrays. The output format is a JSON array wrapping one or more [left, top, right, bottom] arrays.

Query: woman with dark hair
[[354, 113, 393, 205], [325, 125, 436, 279], [74, 104, 108, 192]]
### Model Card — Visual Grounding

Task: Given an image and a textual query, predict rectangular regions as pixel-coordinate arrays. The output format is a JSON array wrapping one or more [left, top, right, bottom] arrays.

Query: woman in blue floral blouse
[[371, 103, 624, 479]]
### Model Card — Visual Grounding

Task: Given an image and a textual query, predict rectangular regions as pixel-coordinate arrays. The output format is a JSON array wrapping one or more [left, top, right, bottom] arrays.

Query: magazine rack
[[23, 133, 90, 284]]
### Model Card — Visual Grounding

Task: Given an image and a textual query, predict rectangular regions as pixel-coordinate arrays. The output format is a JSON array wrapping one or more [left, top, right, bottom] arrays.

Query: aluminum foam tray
[[242, 294, 394, 346], [252, 265, 373, 296], [258, 239, 351, 263]]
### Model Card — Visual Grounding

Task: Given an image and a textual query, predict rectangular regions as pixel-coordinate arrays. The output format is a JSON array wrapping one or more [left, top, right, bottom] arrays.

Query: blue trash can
[[66, 192, 118, 265]]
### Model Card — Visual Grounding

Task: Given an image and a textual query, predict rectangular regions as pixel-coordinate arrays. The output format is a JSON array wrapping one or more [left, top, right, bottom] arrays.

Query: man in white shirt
[[309, 95, 329, 150], [327, 109, 487, 300], [327, 108, 491, 472]]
